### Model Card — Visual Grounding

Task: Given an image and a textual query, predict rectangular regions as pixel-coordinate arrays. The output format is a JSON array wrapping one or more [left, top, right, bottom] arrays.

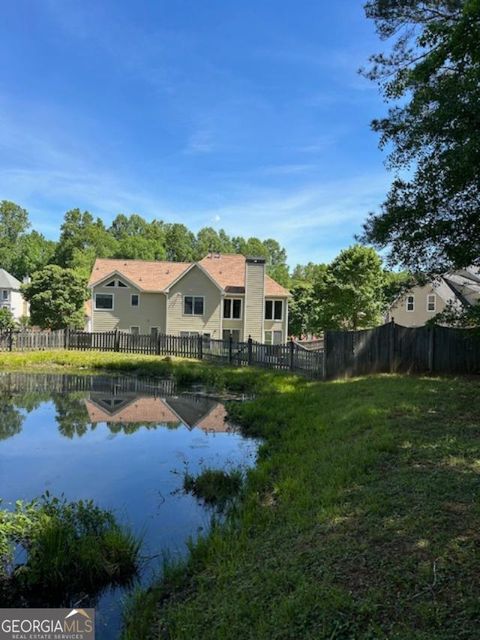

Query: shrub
[[0, 494, 140, 606], [183, 468, 243, 510]]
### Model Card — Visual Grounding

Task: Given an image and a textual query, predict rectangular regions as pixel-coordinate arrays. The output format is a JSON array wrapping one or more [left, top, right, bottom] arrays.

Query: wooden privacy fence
[[324, 321, 480, 379], [0, 329, 66, 351]]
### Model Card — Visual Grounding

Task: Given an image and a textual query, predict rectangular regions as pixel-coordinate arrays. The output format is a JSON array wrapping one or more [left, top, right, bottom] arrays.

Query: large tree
[[313, 245, 386, 331], [54, 209, 117, 275], [22, 265, 88, 329], [362, 0, 480, 275]]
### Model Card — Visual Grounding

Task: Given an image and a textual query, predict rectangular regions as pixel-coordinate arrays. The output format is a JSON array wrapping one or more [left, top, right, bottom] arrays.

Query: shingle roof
[[0, 269, 21, 290], [89, 254, 290, 296], [85, 397, 181, 425], [88, 259, 191, 291]]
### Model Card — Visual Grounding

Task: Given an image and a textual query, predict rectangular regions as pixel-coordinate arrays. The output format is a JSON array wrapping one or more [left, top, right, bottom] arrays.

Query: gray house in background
[[386, 267, 480, 327], [0, 269, 29, 321]]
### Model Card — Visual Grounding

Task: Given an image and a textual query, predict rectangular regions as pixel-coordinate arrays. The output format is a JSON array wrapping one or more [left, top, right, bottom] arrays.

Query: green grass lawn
[[0, 351, 478, 638], [127, 373, 480, 640]]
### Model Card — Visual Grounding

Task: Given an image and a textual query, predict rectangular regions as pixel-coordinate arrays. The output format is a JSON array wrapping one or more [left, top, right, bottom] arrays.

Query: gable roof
[[0, 269, 21, 290], [89, 259, 191, 291], [89, 254, 290, 296]]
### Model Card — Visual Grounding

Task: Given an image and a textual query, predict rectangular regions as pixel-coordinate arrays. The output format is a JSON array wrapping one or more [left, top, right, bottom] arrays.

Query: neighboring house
[[0, 269, 29, 321], [88, 253, 290, 343], [386, 268, 480, 327]]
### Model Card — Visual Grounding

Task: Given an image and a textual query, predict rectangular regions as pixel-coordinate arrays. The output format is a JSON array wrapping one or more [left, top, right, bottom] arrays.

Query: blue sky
[[0, 0, 391, 266]]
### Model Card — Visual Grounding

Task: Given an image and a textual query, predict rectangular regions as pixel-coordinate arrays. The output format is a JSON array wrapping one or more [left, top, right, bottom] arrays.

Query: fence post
[[289, 337, 294, 371], [64, 327, 70, 350], [229, 333, 233, 364], [247, 335, 253, 366], [198, 333, 203, 360], [389, 319, 395, 373], [8, 329, 13, 352], [114, 330, 120, 353], [428, 324, 435, 373]]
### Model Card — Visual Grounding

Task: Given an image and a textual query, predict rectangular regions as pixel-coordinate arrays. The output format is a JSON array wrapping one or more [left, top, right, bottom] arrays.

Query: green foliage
[[183, 468, 243, 509], [22, 265, 88, 329], [291, 245, 386, 333], [429, 299, 480, 328], [54, 209, 117, 275], [319, 245, 385, 330], [0, 495, 140, 606], [13, 232, 56, 281], [0, 307, 15, 331], [362, 0, 480, 274], [0, 202, 54, 280], [288, 282, 317, 337]]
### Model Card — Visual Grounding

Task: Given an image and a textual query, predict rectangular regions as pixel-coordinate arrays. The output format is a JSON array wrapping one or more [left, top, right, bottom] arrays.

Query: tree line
[[0, 200, 407, 334]]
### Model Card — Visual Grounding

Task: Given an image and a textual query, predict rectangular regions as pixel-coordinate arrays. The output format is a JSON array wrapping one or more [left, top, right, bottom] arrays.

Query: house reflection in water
[[84, 393, 231, 433]]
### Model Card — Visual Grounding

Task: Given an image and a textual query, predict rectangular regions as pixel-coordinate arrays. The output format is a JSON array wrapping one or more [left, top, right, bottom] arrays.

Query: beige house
[[88, 254, 290, 343], [386, 268, 480, 327]]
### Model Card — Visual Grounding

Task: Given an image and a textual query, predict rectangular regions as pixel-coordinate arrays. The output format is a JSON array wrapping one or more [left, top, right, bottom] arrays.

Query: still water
[[0, 372, 257, 638]]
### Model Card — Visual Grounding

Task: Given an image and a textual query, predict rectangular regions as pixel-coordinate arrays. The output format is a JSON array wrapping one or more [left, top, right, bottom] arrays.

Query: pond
[[0, 372, 258, 639]]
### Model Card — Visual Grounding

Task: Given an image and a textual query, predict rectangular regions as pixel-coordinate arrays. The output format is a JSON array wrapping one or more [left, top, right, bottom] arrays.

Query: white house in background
[[0, 269, 29, 321], [386, 267, 480, 327]]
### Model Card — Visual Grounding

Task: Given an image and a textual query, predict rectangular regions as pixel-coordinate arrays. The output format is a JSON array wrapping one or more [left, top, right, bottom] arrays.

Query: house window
[[265, 300, 283, 321], [1, 290, 8, 300], [105, 280, 116, 287], [184, 296, 204, 315], [151, 327, 158, 339], [427, 294, 436, 312], [131, 294, 139, 307], [118, 281, 127, 287], [131, 326, 139, 335], [406, 295, 415, 312], [223, 298, 242, 319], [223, 329, 240, 342], [94, 293, 113, 310], [264, 330, 283, 345], [180, 331, 199, 337]]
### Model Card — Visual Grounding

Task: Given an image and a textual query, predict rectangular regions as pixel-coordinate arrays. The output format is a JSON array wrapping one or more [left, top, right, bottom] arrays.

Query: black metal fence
[[65, 330, 324, 378]]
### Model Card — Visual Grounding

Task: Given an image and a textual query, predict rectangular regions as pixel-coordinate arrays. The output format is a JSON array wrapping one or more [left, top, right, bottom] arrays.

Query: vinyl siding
[[244, 261, 265, 342], [387, 284, 447, 327], [166, 266, 222, 337], [92, 284, 166, 333]]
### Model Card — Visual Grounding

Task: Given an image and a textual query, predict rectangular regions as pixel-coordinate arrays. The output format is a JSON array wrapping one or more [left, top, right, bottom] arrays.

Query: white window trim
[[94, 292, 114, 311], [183, 295, 205, 316], [264, 330, 282, 344], [131, 293, 140, 308], [426, 294, 436, 312], [223, 297, 242, 320], [406, 295, 415, 312], [265, 298, 284, 321], [2, 290, 10, 300]]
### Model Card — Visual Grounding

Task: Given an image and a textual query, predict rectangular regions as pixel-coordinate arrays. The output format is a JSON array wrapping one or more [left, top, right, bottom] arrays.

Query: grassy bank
[[125, 372, 479, 640], [0, 349, 276, 393], [1, 351, 478, 638]]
